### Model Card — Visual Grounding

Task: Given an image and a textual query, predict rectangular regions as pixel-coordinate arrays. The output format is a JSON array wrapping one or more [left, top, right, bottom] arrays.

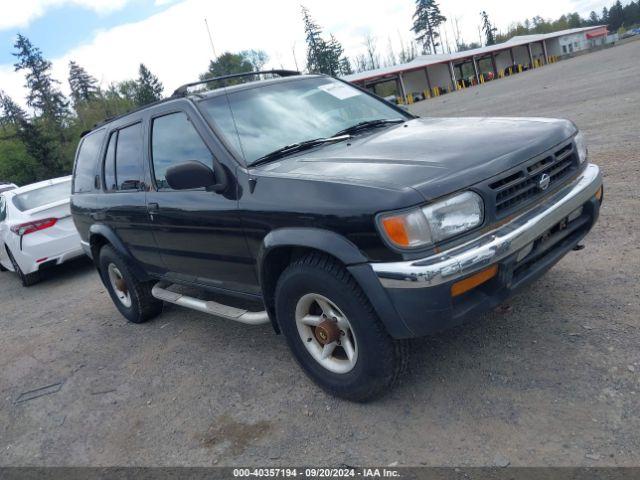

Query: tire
[[6, 246, 40, 287], [98, 245, 163, 323], [275, 252, 409, 402]]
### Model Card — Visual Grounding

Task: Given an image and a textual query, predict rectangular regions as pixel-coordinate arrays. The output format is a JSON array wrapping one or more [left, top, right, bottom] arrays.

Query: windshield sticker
[[319, 83, 362, 100]]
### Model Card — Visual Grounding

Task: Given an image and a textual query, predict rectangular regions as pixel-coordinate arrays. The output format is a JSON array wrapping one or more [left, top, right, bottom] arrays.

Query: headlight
[[574, 131, 587, 164], [378, 191, 484, 249]]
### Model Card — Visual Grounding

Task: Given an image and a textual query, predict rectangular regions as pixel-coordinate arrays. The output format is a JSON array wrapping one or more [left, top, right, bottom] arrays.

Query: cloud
[[0, 0, 130, 31], [0, 0, 612, 109]]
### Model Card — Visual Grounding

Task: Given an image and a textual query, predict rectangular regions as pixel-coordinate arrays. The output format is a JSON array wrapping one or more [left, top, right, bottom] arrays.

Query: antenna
[[204, 18, 217, 60], [292, 42, 300, 72]]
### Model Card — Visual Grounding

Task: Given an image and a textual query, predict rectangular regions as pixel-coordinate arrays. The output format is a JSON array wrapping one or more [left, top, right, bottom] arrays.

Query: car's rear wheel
[[275, 252, 409, 402], [6, 246, 40, 287], [98, 245, 163, 323]]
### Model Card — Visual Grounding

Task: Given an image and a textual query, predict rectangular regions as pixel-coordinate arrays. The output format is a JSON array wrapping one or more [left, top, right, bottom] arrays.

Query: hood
[[255, 117, 577, 200]]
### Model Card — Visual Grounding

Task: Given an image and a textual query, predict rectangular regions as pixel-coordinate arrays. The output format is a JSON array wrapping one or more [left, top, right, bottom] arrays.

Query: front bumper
[[368, 163, 602, 337]]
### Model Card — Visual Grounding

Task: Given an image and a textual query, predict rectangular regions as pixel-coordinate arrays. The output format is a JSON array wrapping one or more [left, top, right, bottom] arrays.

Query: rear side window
[[73, 129, 105, 193], [103, 132, 117, 191], [151, 112, 213, 189], [13, 180, 71, 212], [115, 123, 143, 191]]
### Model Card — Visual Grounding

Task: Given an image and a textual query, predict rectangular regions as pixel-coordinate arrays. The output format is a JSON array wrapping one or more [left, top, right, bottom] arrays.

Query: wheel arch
[[258, 228, 412, 338], [88, 224, 152, 281]]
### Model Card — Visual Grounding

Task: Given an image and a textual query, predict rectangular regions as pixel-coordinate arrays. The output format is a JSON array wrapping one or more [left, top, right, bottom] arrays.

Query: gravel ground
[[1, 40, 639, 467]]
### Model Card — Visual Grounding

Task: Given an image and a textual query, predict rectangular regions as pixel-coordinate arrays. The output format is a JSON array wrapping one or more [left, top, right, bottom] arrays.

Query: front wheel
[[275, 253, 409, 402]]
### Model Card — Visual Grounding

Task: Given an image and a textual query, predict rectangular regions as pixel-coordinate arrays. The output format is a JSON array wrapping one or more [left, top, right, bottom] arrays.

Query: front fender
[[258, 228, 413, 338]]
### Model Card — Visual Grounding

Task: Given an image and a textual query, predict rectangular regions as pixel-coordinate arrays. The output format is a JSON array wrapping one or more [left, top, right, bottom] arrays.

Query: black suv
[[71, 71, 603, 401]]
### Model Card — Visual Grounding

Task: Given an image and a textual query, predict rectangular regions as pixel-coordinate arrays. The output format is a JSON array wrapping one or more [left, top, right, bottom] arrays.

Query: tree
[[481, 11, 497, 45], [457, 41, 481, 52], [68, 61, 99, 107], [588, 11, 600, 25], [0, 134, 39, 185], [302, 5, 328, 73], [607, 0, 625, 31], [202, 52, 253, 80], [0, 90, 62, 178], [363, 34, 380, 70], [411, 0, 447, 54], [134, 63, 163, 106], [567, 12, 583, 28], [13, 34, 68, 121], [300, 6, 351, 75]]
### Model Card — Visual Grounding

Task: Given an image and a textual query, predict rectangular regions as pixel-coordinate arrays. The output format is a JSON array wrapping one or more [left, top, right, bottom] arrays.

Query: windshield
[[12, 180, 71, 212], [198, 77, 406, 165]]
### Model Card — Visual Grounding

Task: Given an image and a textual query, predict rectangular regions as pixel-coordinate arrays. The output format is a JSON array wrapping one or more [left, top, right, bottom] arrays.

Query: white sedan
[[0, 176, 84, 286]]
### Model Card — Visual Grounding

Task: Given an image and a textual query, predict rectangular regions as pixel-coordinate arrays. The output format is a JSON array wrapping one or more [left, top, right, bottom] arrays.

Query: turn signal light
[[451, 265, 499, 297], [380, 216, 410, 247], [595, 185, 603, 202], [10, 218, 58, 236]]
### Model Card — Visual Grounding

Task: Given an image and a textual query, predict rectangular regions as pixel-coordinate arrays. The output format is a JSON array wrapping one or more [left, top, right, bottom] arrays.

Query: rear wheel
[[98, 245, 163, 323], [6, 246, 40, 287], [275, 253, 409, 402]]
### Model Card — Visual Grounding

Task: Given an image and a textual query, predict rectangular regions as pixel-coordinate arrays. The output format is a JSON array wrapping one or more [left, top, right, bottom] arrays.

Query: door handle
[[147, 202, 159, 220]]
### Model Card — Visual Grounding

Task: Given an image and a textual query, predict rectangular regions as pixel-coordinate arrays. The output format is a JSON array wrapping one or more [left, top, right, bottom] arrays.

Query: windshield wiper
[[250, 134, 351, 167], [332, 118, 405, 137]]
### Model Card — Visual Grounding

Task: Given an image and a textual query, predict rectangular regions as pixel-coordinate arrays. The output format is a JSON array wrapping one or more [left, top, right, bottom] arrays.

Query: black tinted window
[[0, 195, 6, 221], [73, 129, 105, 193], [103, 132, 117, 191], [151, 112, 212, 189], [115, 123, 143, 191]]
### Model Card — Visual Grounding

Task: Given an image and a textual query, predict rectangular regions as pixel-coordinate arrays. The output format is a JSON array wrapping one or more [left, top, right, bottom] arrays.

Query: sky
[[0, 0, 610, 110]]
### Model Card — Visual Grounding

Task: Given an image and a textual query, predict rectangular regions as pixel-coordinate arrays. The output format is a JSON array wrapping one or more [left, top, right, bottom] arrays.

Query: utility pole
[[204, 18, 217, 61]]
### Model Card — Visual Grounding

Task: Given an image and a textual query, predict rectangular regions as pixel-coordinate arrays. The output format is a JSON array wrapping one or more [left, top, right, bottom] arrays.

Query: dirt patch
[[200, 415, 271, 456]]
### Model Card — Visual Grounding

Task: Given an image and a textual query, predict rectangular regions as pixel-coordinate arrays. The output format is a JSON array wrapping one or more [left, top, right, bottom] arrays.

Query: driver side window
[[151, 112, 213, 190]]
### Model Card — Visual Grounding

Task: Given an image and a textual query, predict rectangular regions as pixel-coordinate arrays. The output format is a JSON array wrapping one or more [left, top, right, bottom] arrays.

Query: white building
[[343, 26, 609, 103]]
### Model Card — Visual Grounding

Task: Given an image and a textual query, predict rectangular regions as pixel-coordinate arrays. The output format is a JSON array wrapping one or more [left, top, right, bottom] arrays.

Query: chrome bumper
[[371, 163, 602, 289]]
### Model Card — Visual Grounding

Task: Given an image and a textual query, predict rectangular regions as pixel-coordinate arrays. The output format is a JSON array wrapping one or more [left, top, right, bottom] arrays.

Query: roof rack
[[171, 69, 301, 97], [92, 97, 176, 130]]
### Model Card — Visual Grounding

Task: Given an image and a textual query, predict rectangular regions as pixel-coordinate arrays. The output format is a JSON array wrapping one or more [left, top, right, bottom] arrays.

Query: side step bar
[[151, 282, 269, 325]]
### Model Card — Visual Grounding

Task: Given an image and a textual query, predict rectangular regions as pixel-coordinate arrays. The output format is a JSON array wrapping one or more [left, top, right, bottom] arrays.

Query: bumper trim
[[371, 163, 602, 289]]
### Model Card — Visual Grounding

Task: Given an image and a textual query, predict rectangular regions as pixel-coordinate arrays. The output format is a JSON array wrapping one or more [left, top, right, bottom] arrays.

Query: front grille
[[489, 142, 577, 215]]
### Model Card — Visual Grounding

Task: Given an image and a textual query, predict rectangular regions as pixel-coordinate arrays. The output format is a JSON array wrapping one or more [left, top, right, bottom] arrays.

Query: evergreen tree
[[481, 11, 498, 45], [134, 63, 163, 106], [68, 61, 99, 107], [412, 0, 447, 54], [302, 5, 329, 73], [588, 11, 600, 25], [607, 0, 625, 31], [0, 90, 61, 178], [301, 6, 350, 75], [339, 57, 353, 75], [12, 34, 68, 121]]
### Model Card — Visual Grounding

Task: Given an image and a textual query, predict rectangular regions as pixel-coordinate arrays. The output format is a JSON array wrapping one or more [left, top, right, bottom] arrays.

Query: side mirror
[[165, 160, 224, 191]]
